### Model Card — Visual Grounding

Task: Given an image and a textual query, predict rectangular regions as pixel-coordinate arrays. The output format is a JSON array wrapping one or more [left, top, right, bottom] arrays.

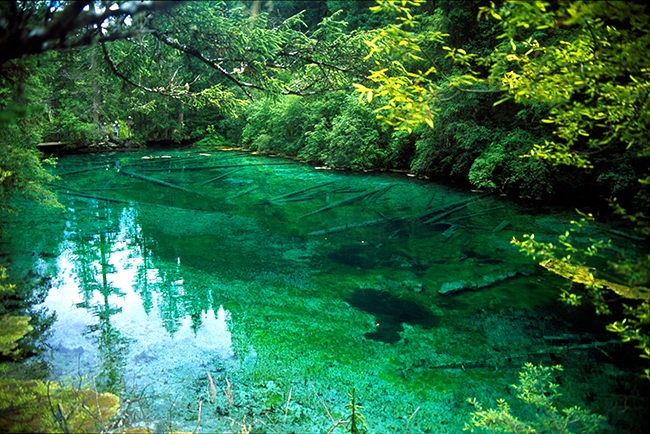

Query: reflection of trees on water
[[64, 196, 224, 388], [130, 216, 154, 316], [0, 198, 64, 357], [128, 207, 217, 335], [129, 206, 192, 335], [142, 252, 214, 336], [66, 201, 129, 394]]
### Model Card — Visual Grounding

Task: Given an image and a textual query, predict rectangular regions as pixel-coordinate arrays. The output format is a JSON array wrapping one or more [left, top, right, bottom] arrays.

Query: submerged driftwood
[[421, 196, 488, 224], [438, 270, 518, 295], [447, 206, 505, 223], [425, 339, 623, 371], [198, 168, 243, 186], [492, 220, 510, 232], [260, 181, 336, 205], [53, 187, 134, 205], [309, 216, 398, 236], [119, 169, 208, 196], [307, 193, 494, 237], [135, 162, 294, 172], [56, 165, 110, 176], [301, 185, 393, 218], [227, 185, 260, 200]]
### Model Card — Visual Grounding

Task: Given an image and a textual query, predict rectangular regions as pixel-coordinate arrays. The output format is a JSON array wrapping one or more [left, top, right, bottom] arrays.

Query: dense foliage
[[1, 1, 646, 207], [0, 0, 649, 429]]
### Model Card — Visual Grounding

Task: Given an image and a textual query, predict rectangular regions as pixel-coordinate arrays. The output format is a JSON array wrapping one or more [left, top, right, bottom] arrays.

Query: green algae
[[3, 146, 648, 433]]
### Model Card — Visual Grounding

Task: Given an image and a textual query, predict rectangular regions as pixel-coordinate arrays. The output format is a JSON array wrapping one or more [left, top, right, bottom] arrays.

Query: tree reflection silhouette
[[68, 202, 129, 394]]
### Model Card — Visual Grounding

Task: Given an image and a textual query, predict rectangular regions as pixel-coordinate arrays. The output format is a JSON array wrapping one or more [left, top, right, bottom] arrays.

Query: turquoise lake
[[3, 146, 648, 433]]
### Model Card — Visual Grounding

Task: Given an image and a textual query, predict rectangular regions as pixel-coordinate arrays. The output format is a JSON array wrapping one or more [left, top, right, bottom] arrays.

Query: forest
[[2, 1, 649, 206], [1, 1, 649, 433]]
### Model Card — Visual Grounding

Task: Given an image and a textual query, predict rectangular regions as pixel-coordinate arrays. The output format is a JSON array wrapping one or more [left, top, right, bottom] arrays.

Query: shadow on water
[[347, 288, 440, 343]]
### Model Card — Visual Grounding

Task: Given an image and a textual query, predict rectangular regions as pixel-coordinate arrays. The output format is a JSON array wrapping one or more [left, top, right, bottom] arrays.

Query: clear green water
[[4, 146, 648, 433]]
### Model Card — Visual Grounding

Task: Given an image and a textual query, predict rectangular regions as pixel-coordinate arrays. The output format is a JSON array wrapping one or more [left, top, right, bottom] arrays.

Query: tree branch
[[0, 1, 178, 65], [151, 30, 259, 100]]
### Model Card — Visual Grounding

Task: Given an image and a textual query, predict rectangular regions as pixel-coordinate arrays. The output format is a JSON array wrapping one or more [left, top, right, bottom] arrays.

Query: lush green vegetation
[[0, 0, 648, 431], [2, 1, 646, 206], [465, 363, 605, 433], [354, 0, 650, 377]]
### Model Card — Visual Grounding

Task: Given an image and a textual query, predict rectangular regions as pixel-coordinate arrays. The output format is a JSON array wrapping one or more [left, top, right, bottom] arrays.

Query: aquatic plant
[[345, 387, 367, 434]]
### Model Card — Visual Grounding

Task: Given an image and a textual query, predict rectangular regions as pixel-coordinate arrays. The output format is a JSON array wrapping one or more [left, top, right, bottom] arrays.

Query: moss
[[0, 378, 119, 433]]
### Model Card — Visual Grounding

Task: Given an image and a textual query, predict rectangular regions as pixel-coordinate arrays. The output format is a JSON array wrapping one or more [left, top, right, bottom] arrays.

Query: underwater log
[[119, 169, 208, 196], [198, 168, 243, 186], [261, 181, 336, 205], [301, 185, 393, 218], [492, 220, 510, 232]]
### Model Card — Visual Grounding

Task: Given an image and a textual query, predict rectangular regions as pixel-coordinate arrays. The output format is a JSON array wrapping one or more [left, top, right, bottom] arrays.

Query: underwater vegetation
[[1, 148, 647, 433]]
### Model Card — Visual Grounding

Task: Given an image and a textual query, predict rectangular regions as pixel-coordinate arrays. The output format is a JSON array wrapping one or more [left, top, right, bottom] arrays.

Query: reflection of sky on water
[[41, 206, 235, 384]]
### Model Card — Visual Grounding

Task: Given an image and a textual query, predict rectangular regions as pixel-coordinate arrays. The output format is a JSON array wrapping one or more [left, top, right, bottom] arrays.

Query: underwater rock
[[347, 288, 438, 343], [438, 270, 517, 295]]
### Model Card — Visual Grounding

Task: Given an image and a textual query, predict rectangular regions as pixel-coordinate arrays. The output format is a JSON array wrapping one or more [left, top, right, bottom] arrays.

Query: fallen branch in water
[[446, 206, 505, 223], [55, 165, 110, 176], [404, 406, 420, 434], [416, 194, 490, 223], [309, 216, 398, 236], [492, 220, 510, 232], [198, 168, 243, 186], [311, 382, 349, 434], [425, 339, 623, 371], [52, 186, 133, 205], [227, 185, 259, 200], [301, 185, 393, 218], [119, 169, 209, 196], [136, 162, 294, 172], [260, 181, 336, 205], [284, 387, 292, 423]]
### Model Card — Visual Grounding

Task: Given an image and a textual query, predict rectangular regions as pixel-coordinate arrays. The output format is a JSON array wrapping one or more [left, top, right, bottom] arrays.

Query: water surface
[[5, 147, 648, 433]]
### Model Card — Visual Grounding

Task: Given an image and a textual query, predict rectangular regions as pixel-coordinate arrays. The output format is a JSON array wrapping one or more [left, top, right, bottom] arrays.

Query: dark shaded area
[[327, 242, 429, 274], [327, 244, 376, 269], [347, 288, 439, 343]]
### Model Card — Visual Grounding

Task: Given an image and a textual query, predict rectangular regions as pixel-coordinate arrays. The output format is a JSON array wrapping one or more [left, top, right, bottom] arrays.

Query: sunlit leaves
[[0, 378, 120, 433], [483, 3, 650, 371], [481, 1, 650, 170], [0, 315, 32, 357], [0, 268, 33, 357], [512, 213, 650, 375], [356, 0, 650, 375], [607, 301, 650, 380], [354, 1, 454, 132]]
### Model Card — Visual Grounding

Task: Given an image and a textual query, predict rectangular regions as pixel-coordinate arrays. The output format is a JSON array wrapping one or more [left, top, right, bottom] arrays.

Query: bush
[[320, 97, 392, 170], [465, 363, 605, 434]]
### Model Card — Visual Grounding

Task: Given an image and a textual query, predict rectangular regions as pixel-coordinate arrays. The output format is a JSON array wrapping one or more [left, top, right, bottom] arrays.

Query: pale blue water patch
[[43, 213, 236, 391], [2, 146, 646, 433]]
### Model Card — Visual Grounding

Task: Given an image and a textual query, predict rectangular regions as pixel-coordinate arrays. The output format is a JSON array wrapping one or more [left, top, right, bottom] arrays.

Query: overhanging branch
[[151, 31, 260, 100], [0, 1, 178, 65]]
